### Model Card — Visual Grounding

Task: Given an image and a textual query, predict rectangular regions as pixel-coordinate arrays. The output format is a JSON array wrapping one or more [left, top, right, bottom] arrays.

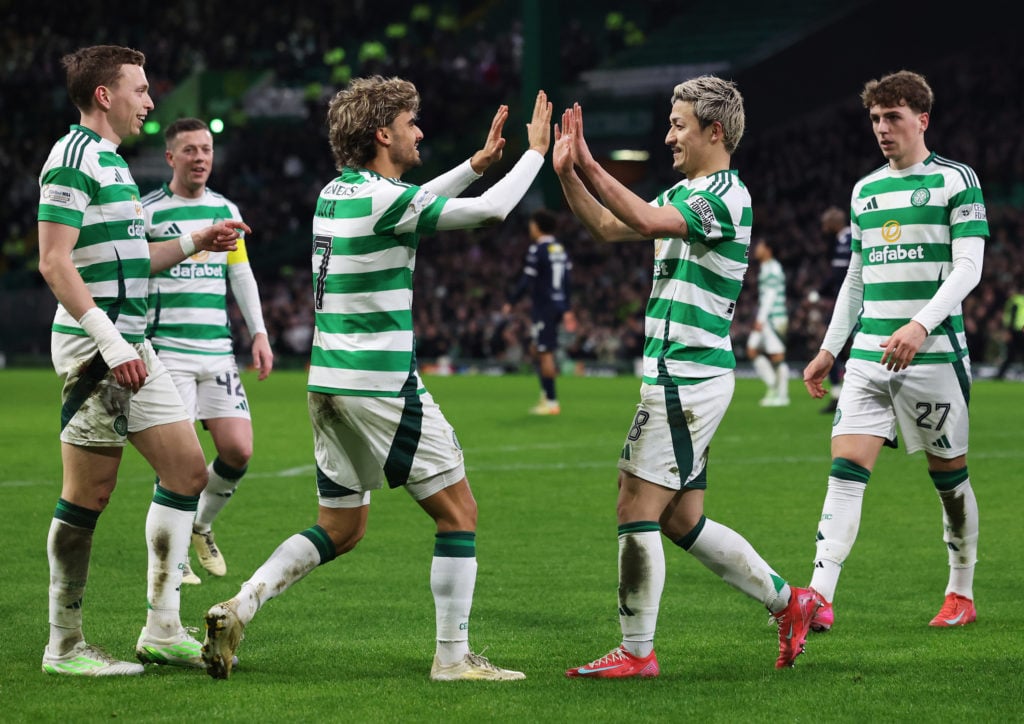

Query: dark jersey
[[822, 225, 852, 300], [508, 235, 572, 317]]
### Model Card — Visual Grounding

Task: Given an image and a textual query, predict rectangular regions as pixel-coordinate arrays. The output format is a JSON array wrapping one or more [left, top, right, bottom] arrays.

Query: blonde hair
[[671, 75, 745, 154], [326, 76, 420, 170]]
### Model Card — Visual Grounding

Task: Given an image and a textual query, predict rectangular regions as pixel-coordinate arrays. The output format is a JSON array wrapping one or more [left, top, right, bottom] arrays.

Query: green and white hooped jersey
[[644, 170, 752, 385], [143, 185, 245, 355], [308, 167, 450, 397], [38, 125, 150, 341], [850, 153, 989, 365], [758, 257, 787, 324]]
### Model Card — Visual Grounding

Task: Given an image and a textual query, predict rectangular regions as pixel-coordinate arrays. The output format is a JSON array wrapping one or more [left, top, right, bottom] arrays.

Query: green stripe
[[416, 197, 446, 235], [299, 524, 338, 563], [38, 205, 84, 227], [60, 354, 110, 430], [310, 346, 413, 372], [859, 316, 964, 337], [149, 204, 235, 224], [77, 258, 153, 284], [306, 383, 422, 398], [97, 150, 129, 168], [376, 186, 419, 235], [316, 196, 373, 219], [41, 165, 98, 195], [862, 242, 952, 266], [830, 457, 871, 484], [383, 393, 423, 486], [850, 348, 965, 364], [315, 310, 413, 334], [618, 521, 660, 535], [434, 531, 476, 558], [664, 384, 696, 486], [153, 484, 199, 512], [672, 514, 706, 550], [323, 266, 411, 294], [646, 297, 732, 337], [862, 280, 941, 301], [147, 292, 225, 309], [54, 498, 100, 529], [929, 468, 969, 491], [329, 233, 416, 255], [647, 340, 735, 370], [151, 322, 230, 340], [78, 222, 150, 249]]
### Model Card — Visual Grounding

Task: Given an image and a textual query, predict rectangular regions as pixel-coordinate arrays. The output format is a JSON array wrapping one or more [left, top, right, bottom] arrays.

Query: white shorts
[[748, 319, 787, 356], [157, 350, 252, 422], [309, 391, 466, 507], [832, 357, 971, 457], [53, 334, 190, 447], [617, 374, 734, 490]]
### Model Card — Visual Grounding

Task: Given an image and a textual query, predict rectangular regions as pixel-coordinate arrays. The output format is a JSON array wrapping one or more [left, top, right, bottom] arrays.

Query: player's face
[[665, 100, 711, 178], [106, 64, 153, 141], [386, 110, 424, 173], [868, 102, 928, 170], [167, 129, 214, 193]]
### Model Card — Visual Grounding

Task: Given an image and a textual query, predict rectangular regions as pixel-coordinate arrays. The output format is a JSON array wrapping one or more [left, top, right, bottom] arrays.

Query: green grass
[[1, 368, 1022, 722]]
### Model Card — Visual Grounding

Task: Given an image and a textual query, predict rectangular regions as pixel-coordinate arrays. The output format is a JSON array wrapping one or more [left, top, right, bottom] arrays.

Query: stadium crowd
[[3, 4, 1023, 371]]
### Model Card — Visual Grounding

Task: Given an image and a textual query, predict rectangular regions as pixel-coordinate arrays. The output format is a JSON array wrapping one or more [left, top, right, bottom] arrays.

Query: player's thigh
[[54, 333, 133, 447], [195, 355, 252, 421], [894, 361, 971, 457], [618, 374, 734, 491], [832, 358, 897, 441], [763, 321, 787, 356]]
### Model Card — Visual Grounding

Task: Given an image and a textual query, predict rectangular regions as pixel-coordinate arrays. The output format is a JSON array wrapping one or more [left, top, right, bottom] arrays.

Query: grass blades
[[1, 369, 1021, 722]]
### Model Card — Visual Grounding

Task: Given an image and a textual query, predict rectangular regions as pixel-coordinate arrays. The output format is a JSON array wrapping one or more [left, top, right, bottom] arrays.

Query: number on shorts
[[628, 410, 650, 441], [313, 235, 332, 311], [215, 372, 243, 397], [914, 401, 951, 430]]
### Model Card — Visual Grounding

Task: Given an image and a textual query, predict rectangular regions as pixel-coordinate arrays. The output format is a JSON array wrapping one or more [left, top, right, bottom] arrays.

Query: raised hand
[[526, 90, 553, 155], [470, 105, 509, 173], [195, 220, 252, 253], [553, 107, 575, 177]]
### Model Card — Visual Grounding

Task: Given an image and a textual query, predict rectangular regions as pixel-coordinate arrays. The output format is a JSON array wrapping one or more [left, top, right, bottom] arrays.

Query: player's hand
[[251, 332, 274, 381], [879, 321, 927, 372], [526, 90, 553, 155], [802, 349, 835, 399], [111, 358, 148, 393], [469, 105, 508, 174], [552, 107, 575, 177], [568, 103, 598, 170], [753, 320, 763, 331], [194, 220, 252, 253]]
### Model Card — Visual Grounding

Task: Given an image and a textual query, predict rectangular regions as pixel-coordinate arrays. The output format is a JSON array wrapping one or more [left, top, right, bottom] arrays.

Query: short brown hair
[[165, 118, 210, 147], [326, 76, 420, 170], [861, 70, 933, 114], [61, 45, 146, 112]]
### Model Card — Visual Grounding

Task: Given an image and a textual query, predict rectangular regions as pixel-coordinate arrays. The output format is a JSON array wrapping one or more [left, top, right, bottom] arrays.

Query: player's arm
[[422, 105, 510, 198], [149, 220, 251, 273], [227, 241, 274, 381], [425, 91, 551, 231], [38, 220, 146, 390], [559, 103, 684, 240], [880, 236, 984, 371]]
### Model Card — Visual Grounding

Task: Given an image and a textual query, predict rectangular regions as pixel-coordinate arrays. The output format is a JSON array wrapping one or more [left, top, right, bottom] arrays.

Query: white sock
[[810, 460, 869, 602], [618, 527, 664, 658], [775, 362, 790, 400], [234, 533, 323, 624], [432, 556, 477, 664], [47, 518, 93, 654], [144, 500, 195, 638], [194, 458, 245, 532], [753, 355, 776, 392], [935, 478, 979, 599], [685, 517, 789, 612]]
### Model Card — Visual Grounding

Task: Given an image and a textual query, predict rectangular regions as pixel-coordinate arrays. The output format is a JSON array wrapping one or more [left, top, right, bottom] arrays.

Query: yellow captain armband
[[226, 235, 250, 264]]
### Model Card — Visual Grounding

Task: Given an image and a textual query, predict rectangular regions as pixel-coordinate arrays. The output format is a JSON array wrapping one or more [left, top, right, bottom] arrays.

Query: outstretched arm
[[149, 220, 249, 273], [565, 103, 686, 240], [422, 105, 510, 197], [553, 107, 643, 243]]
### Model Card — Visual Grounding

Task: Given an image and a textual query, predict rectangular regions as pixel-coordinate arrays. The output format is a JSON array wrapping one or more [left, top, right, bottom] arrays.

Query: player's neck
[[169, 179, 205, 199], [78, 111, 121, 146]]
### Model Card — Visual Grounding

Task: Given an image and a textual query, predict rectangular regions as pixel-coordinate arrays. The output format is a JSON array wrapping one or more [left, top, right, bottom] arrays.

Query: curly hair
[[671, 75, 745, 154], [61, 45, 145, 113], [326, 76, 420, 170], [861, 70, 934, 115]]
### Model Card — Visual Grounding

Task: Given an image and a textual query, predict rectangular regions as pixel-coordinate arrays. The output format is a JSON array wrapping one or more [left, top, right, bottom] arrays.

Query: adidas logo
[[165, 222, 183, 236], [931, 435, 952, 449], [862, 197, 879, 211], [114, 169, 124, 183], [235, 400, 249, 411]]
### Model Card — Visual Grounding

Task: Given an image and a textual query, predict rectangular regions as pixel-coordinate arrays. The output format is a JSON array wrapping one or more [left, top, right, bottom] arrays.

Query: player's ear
[[375, 126, 391, 147]]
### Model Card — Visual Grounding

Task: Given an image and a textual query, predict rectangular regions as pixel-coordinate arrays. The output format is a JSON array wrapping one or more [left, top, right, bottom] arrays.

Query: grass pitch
[[1, 368, 1021, 722]]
